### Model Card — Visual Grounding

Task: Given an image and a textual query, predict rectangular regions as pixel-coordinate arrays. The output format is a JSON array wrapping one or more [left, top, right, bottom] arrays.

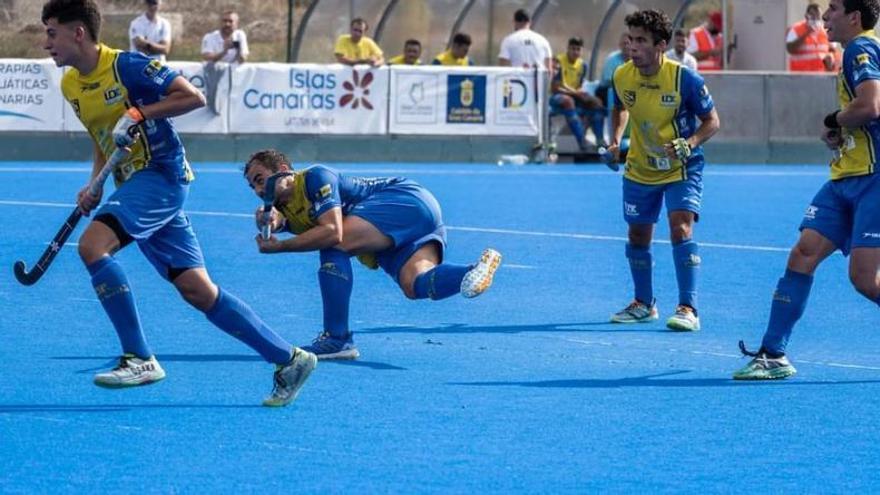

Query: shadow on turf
[[358, 322, 668, 335], [0, 404, 263, 413], [451, 370, 880, 388], [52, 354, 406, 372]]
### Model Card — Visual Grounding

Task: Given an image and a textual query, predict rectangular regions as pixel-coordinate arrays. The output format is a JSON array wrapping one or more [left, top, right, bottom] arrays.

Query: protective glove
[[669, 137, 692, 162], [112, 107, 144, 147]]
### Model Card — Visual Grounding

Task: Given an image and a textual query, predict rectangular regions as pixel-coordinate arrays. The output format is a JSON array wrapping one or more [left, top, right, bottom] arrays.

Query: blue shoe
[[301, 331, 360, 360]]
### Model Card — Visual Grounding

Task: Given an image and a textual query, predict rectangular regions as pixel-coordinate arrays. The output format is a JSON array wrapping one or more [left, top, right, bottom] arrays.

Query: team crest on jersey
[[143, 59, 163, 77], [857, 53, 871, 65], [103, 86, 123, 105], [318, 184, 332, 198], [80, 82, 100, 92], [622, 90, 636, 106], [660, 93, 677, 107]]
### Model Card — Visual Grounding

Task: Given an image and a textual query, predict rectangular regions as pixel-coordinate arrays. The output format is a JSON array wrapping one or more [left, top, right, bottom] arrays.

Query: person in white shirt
[[201, 10, 249, 64], [665, 29, 698, 71], [498, 9, 553, 72], [129, 0, 171, 62]]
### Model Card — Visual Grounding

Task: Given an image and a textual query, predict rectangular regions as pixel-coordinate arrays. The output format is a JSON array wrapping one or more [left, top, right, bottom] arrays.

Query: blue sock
[[413, 263, 472, 300], [761, 269, 813, 355], [563, 109, 587, 149], [88, 256, 151, 359], [626, 243, 653, 305], [672, 239, 700, 311], [319, 249, 353, 338], [588, 111, 605, 144], [206, 288, 292, 365]]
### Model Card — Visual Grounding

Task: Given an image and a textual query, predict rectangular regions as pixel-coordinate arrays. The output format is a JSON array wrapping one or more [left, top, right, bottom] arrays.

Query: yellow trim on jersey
[[613, 57, 687, 185], [277, 172, 316, 234]]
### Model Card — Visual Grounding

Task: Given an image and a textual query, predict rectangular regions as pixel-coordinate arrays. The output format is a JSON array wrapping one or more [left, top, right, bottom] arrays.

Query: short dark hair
[[404, 39, 421, 49], [674, 29, 687, 38], [624, 9, 673, 45], [351, 17, 368, 29], [452, 32, 472, 46], [514, 9, 530, 23], [567, 37, 584, 47], [244, 149, 291, 176], [843, 0, 880, 29], [806, 3, 820, 14], [41, 0, 101, 42]]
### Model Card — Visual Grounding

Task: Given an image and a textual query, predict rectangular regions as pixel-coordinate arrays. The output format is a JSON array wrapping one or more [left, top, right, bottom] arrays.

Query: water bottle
[[597, 146, 620, 172], [497, 154, 529, 166]]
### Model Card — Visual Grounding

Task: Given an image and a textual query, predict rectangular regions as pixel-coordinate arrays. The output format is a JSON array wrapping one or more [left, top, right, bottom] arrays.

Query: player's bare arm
[[141, 76, 206, 120], [664, 108, 720, 160], [256, 207, 344, 254], [836, 80, 880, 128], [607, 105, 630, 161]]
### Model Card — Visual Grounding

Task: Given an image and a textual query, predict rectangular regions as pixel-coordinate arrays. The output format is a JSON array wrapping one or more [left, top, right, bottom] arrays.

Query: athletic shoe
[[302, 331, 360, 360], [263, 348, 317, 407], [732, 341, 797, 380], [461, 248, 502, 298], [666, 305, 701, 331], [93, 354, 166, 388], [610, 299, 659, 323]]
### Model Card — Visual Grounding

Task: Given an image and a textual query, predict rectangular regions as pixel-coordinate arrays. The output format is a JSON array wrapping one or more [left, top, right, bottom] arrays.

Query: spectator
[[687, 10, 723, 70], [786, 3, 834, 72], [596, 32, 632, 109], [128, 0, 171, 62], [201, 10, 249, 64], [550, 37, 604, 151], [432, 33, 474, 66], [498, 9, 553, 71], [334, 18, 384, 66], [387, 39, 422, 65], [666, 29, 698, 71]]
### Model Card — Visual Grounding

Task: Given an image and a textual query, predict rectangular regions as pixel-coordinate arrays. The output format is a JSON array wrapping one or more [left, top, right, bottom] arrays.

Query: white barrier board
[[0, 59, 66, 132]]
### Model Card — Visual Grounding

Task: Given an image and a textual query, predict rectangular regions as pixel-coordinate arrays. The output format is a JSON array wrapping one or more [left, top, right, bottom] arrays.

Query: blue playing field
[[1, 161, 879, 492]]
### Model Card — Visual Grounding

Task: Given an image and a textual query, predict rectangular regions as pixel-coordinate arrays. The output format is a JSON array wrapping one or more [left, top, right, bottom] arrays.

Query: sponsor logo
[[319, 184, 332, 198], [501, 78, 528, 109], [80, 82, 100, 92], [804, 205, 818, 220], [244, 69, 337, 111], [395, 73, 438, 125], [624, 202, 639, 216], [862, 232, 880, 239], [857, 53, 871, 65], [446, 74, 486, 124], [339, 69, 374, 110], [623, 90, 636, 106], [103, 86, 123, 105], [660, 93, 677, 107]]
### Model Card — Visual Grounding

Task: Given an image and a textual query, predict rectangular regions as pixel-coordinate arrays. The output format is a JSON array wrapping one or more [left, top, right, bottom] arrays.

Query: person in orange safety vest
[[687, 10, 724, 71], [786, 3, 834, 72]]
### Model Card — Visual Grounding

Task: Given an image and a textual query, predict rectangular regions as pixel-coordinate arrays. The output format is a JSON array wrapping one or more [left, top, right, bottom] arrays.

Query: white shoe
[[94, 354, 166, 388], [610, 299, 659, 323], [666, 305, 700, 331], [460, 248, 502, 298], [263, 348, 317, 407]]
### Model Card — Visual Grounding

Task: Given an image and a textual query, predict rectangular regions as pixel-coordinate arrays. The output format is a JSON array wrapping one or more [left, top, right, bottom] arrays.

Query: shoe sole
[[666, 318, 700, 332], [93, 371, 166, 389], [263, 353, 318, 407], [732, 367, 797, 380], [314, 348, 360, 360], [461, 249, 502, 298], [610, 315, 658, 323]]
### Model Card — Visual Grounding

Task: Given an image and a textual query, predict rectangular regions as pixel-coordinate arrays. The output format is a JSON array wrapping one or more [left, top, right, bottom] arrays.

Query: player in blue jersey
[[606, 10, 720, 332], [42, 0, 315, 406], [735, 0, 880, 379], [243, 149, 502, 359]]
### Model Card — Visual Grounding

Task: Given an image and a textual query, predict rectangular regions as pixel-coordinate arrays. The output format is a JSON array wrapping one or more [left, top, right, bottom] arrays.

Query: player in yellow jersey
[[735, 0, 880, 380], [387, 39, 422, 65], [606, 9, 720, 331], [432, 33, 474, 66], [334, 17, 384, 66], [550, 37, 605, 151], [42, 0, 314, 406]]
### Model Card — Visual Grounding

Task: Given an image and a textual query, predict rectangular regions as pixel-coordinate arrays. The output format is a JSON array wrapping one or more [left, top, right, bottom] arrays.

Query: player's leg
[[663, 171, 704, 331], [847, 175, 880, 302], [612, 178, 661, 323], [551, 93, 588, 151], [848, 248, 880, 301], [734, 181, 844, 380]]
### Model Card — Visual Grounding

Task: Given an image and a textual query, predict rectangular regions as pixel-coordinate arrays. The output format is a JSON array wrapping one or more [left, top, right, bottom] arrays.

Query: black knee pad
[[94, 213, 134, 249]]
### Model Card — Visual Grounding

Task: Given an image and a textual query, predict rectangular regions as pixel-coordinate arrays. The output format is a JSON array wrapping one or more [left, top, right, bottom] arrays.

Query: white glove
[[669, 137, 692, 161], [112, 107, 144, 147]]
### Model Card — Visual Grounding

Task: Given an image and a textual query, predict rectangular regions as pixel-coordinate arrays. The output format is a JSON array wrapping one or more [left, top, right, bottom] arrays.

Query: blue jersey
[[276, 165, 405, 234], [61, 45, 191, 184], [833, 32, 880, 179]]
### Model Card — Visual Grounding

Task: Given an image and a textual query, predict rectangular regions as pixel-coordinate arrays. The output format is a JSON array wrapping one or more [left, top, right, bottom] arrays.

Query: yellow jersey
[[431, 50, 473, 66], [612, 57, 714, 185], [334, 35, 383, 62], [554, 54, 585, 91], [387, 54, 421, 65]]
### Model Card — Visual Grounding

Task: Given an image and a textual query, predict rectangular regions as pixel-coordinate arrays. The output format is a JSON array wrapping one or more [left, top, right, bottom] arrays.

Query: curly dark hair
[[41, 0, 101, 42], [624, 9, 672, 45], [844, 0, 880, 30], [244, 149, 292, 176]]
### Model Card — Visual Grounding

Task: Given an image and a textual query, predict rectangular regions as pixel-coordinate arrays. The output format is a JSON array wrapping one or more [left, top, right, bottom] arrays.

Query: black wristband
[[824, 110, 841, 129]]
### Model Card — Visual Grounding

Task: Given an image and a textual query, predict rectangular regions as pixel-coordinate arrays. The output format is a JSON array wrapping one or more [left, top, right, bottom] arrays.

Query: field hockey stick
[[13, 138, 136, 286], [259, 172, 291, 240]]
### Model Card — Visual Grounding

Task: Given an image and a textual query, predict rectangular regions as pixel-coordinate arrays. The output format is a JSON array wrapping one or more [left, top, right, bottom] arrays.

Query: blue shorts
[[800, 173, 880, 256], [348, 181, 447, 281], [622, 165, 703, 224], [95, 169, 205, 280]]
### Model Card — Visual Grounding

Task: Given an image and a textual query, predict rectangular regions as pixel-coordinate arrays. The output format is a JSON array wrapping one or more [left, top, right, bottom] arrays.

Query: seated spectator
[[129, 0, 171, 62], [786, 3, 834, 72], [201, 10, 249, 64], [432, 33, 474, 66], [666, 29, 698, 71], [550, 37, 605, 152], [335, 18, 384, 66], [387, 39, 422, 65]]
